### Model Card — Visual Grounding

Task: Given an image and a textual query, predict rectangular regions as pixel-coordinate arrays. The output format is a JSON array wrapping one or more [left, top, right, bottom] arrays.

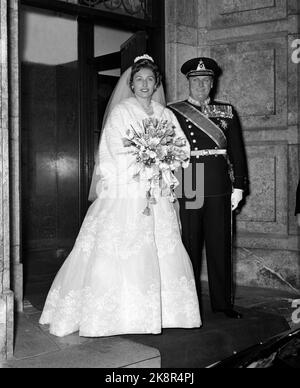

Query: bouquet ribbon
[[160, 169, 179, 199]]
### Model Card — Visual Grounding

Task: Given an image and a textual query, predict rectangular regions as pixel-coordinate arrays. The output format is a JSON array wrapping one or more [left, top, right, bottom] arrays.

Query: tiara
[[134, 54, 154, 63]]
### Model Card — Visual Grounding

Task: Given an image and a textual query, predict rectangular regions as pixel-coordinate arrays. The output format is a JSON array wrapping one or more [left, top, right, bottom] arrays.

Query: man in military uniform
[[169, 57, 248, 319]]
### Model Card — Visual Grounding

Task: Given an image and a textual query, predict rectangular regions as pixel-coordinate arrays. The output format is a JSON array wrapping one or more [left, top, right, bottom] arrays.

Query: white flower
[[146, 150, 157, 159], [170, 161, 181, 170], [149, 138, 161, 148], [182, 160, 190, 169], [126, 130, 135, 140], [159, 162, 170, 170]]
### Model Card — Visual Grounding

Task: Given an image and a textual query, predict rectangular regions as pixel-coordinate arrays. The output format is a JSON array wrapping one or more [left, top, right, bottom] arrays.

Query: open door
[[21, 13, 81, 300], [120, 31, 148, 73], [92, 30, 149, 153], [89, 30, 149, 200]]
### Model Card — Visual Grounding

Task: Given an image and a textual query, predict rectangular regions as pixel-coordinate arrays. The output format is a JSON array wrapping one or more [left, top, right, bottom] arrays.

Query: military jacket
[[169, 100, 248, 197]]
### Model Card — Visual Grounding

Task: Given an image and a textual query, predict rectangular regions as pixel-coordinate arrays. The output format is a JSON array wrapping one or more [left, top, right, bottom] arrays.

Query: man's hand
[[297, 214, 300, 228], [231, 189, 243, 211]]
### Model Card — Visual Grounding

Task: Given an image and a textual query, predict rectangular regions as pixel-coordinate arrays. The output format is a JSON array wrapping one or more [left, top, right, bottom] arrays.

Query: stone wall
[[166, 0, 300, 293], [0, 0, 18, 361]]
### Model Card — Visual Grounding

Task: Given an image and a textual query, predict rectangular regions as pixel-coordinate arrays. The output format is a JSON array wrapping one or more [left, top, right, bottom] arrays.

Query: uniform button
[[192, 140, 196, 144], [195, 147, 198, 150], [188, 125, 192, 129], [190, 132, 194, 136], [196, 156, 200, 159], [186, 119, 189, 123]]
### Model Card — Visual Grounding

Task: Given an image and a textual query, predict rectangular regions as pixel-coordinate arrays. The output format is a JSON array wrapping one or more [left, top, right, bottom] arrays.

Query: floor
[[1, 282, 300, 369]]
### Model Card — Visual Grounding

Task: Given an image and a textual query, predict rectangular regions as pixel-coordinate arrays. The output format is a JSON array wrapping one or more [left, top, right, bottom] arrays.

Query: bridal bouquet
[[122, 117, 189, 215]]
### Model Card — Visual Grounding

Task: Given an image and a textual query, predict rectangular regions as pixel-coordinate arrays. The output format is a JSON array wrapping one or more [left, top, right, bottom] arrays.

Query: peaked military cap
[[181, 57, 221, 78]]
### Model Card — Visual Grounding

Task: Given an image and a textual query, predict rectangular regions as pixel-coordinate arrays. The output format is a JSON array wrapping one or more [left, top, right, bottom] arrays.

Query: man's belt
[[190, 149, 227, 157]]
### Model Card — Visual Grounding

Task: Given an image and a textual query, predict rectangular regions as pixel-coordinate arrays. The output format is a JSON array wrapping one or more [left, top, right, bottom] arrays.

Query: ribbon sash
[[170, 101, 227, 149]]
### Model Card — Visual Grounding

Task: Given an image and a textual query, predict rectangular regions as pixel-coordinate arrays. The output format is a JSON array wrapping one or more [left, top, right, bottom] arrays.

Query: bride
[[39, 55, 202, 337]]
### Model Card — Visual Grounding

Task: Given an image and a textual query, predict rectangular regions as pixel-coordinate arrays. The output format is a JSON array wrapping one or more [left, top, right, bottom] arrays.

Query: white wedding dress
[[39, 97, 201, 337]]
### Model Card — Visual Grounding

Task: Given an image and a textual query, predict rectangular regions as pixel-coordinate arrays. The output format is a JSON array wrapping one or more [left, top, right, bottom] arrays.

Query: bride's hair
[[129, 59, 162, 91]]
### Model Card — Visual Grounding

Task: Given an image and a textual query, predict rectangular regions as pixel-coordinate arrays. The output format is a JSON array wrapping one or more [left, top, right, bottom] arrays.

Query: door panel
[[56, 63, 80, 242], [120, 30, 148, 72], [21, 9, 80, 293], [21, 61, 80, 292]]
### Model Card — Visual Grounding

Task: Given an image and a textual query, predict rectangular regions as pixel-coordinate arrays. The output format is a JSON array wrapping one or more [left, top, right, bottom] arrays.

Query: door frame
[[21, 0, 162, 29], [18, 0, 165, 291], [21, 0, 165, 221]]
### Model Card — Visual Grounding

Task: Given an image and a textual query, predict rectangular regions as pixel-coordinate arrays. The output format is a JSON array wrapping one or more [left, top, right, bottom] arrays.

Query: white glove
[[231, 189, 243, 211]]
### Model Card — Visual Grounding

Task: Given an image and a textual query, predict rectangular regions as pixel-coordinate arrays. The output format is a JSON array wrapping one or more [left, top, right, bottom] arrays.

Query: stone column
[[0, 0, 15, 361], [9, 0, 22, 313]]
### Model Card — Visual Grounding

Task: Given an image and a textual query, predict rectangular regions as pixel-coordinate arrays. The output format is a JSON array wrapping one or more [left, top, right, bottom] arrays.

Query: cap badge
[[197, 60, 206, 71]]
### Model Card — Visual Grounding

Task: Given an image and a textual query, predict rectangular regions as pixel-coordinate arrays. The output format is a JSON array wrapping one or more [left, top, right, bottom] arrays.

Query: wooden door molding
[[78, 18, 95, 222], [20, 0, 161, 29], [121, 31, 148, 72], [93, 52, 121, 71]]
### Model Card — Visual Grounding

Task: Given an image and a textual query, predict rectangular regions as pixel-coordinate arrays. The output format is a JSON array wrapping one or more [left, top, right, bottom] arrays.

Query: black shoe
[[214, 309, 243, 319]]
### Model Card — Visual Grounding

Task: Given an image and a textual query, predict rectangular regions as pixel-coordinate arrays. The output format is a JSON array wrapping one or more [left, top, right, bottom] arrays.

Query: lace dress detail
[[42, 284, 162, 337], [39, 98, 201, 337]]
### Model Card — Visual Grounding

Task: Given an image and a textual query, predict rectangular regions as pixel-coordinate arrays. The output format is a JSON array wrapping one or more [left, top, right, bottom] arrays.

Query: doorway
[[21, 7, 81, 301], [92, 30, 148, 163], [20, 2, 165, 309]]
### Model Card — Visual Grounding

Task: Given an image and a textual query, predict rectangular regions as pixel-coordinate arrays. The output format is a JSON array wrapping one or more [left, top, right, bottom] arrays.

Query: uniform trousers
[[179, 194, 233, 311]]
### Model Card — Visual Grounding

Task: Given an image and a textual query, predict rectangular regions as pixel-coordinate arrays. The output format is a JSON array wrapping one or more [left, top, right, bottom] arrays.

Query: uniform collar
[[188, 96, 211, 107]]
